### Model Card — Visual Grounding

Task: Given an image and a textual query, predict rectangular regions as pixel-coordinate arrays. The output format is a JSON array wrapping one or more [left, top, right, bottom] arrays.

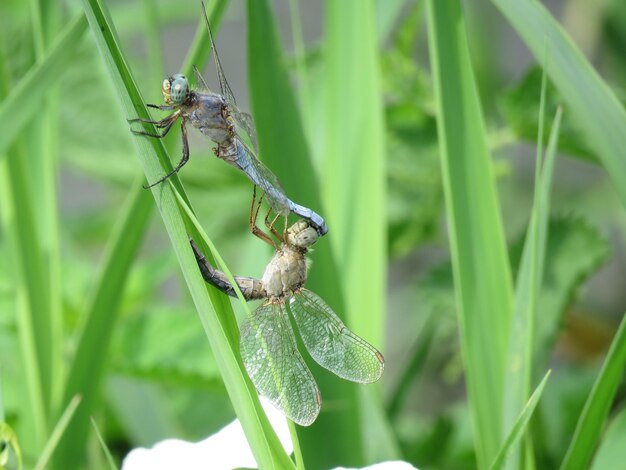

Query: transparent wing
[[201, 0, 237, 107], [240, 302, 321, 426], [192, 64, 211, 92], [200, 3, 259, 154], [233, 140, 290, 216], [288, 289, 385, 384], [231, 109, 259, 155]]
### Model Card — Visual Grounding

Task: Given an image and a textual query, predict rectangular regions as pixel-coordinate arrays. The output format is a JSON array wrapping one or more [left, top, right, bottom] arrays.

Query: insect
[[129, 1, 327, 237], [189, 215, 384, 425]]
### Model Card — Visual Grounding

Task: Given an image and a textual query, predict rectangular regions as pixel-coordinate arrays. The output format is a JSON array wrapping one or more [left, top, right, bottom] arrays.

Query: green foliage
[[0, 0, 625, 468]]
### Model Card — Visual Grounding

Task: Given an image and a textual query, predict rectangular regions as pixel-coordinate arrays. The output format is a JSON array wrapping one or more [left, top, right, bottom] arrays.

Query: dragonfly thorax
[[261, 245, 309, 299]]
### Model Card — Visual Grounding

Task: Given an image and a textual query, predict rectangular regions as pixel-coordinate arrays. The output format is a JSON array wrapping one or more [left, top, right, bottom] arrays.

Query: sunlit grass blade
[[0, 421, 23, 470], [321, 0, 394, 464], [560, 313, 626, 470], [0, 51, 50, 454], [426, 0, 513, 466], [247, 0, 389, 466], [0, 12, 87, 157], [490, 0, 626, 209], [78, 0, 293, 467], [171, 183, 296, 468], [503, 79, 562, 468], [590, 407, 626, 470], [490, 371, 551, 470], [33, 395, 81, 470], [387, 315, 436, 419], [91, 417, 119, 470], [55, 2, 228, 464], [54, 178, 153, 467]]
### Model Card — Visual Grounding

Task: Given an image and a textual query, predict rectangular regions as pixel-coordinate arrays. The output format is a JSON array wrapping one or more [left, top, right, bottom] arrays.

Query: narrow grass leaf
[[491, 0, 626, 210], [247, 0, 388, 466], [0, 12, 87, 156], [172, 183, 296, 467], [0, 49, 50, 453], [590, 407, 626, 470], [54, 178, 153, 467], [0, 421, 23, 470], [91, 417, 119, 470], [33, 395, 81, 470], [503, 103, 562, 467], [426, 0, 513, 466], [322, 0, 393, 464], [78, 0, 293, 467], [490, 371, 551, 470], [560, 313, 626, 470]]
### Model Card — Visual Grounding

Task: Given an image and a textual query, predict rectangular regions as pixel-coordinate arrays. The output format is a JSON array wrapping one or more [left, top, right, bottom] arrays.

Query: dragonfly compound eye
[[162, 74, 189, 105]]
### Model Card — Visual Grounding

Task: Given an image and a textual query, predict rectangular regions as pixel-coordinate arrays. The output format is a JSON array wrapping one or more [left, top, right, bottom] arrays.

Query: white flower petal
[[122, 398, 292, 470]]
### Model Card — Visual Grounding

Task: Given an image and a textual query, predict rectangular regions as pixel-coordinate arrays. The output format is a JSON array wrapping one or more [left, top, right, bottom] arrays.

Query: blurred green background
[[1, 0, 626, 468]]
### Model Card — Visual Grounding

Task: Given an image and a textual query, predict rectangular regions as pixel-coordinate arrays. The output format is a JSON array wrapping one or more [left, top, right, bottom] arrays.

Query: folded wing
[[240, 302, 321, 426], [288, 289, 384, 384]]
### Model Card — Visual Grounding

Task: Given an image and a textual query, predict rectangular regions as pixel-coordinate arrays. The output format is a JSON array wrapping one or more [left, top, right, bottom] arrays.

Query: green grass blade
[[426, 0, 514, 466], [54, 3, 230, 466], [78, 0, 292, 467], [321, 0, 394, 464], [491, 0, 626, 209], [491, 371, 551, 470], [54, 178, 153, 467], [247, 0, 390, 467], [322, 0, 386, 347], [33, 395, 81, 470], [503, 103, 562, 467], [0, 53, 50, 454], [590, 407, 626, 470], [560, 313, 626, 470], [90, 418, 119, 470], [0, 421, 23, 470], [0, 12, 87, 157]]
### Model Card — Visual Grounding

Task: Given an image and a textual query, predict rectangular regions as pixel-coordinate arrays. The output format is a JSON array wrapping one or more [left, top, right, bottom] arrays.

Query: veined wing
[[288, 289, 384, 384], [192, 64, 211, 92], [233, 139, 290, 216], [200, 2, 259, 154], [240, 301, 321, 426]]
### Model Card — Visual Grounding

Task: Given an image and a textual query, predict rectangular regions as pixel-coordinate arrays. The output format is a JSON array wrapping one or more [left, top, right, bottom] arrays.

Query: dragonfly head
[[162, 74, 189, 105], [286, 220, 318, 250]]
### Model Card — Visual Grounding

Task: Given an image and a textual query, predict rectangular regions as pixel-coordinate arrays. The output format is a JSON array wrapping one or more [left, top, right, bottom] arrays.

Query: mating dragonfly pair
[[130, 1, 383, 426]]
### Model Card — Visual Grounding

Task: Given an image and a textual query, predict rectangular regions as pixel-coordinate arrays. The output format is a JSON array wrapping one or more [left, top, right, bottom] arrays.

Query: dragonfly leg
[[249, 187, 277, 248], [264, 209, 285, 243], [129, 111, 180, 138], [143, 119, 190, 189], [147, 103, 177, 111]]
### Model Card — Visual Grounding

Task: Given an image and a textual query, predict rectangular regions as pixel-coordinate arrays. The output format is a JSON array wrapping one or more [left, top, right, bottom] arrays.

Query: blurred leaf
[[560, 313, 626, 470], [111, 307, 220, 385], [382, 6, 442, 256], [0, 421, 22, 470], [509, 217, 610, 370], [91, 417, 119, 470], [71, 0, 294, 468], [503, 87, 561, 466], [491, 371, 551, 470], [33, 395, 81, 470], [491, 0, 626, 219], [426, 1, 514, 465], [0, 13, 87, 157], [247, 0, 391, 467], [500, 67, 610, 162], [590, 406, 626, 470]]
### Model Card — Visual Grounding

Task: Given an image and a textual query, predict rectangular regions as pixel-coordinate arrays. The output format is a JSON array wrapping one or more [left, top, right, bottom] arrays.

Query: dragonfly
[[189, 213, 384, 426], [128, 1, 327, 237]]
